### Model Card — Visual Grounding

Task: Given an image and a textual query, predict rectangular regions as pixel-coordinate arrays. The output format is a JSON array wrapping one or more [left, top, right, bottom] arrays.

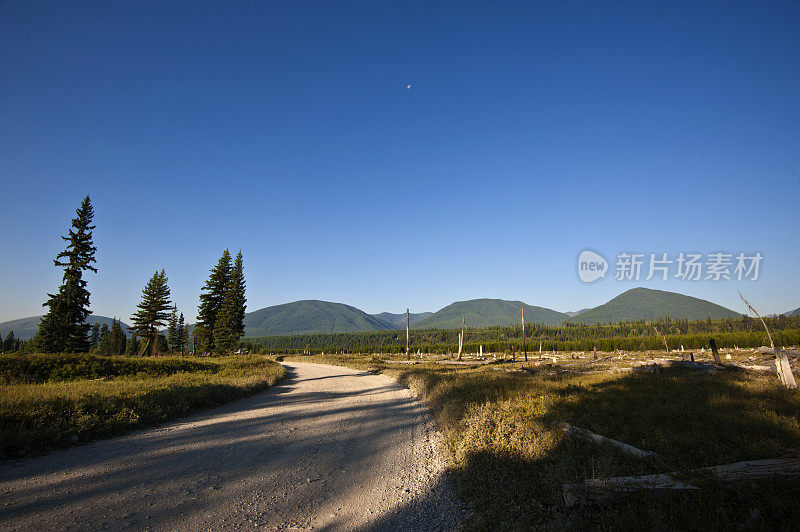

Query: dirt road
[[0, 362, 461, 531]]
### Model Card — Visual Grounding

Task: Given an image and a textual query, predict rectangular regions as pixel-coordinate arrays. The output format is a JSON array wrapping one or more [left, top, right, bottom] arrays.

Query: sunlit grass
[[0, 354, 285, 460], [284, 352, 800, 529]]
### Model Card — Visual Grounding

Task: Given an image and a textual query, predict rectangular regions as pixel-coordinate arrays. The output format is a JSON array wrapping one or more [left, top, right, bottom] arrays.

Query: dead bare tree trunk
[[739, 291, 797, 389], [654, 326, 669, 354], [457, 316, 464, 361], [406, 308, 410, 361], [521, 306, 527, 362], [709, 338, 721, 364]]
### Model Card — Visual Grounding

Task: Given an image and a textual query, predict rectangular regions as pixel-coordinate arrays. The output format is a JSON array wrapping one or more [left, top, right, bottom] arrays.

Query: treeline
[[0, 332, 26, 354], [84, 310, 189, 357], [22, 196, 246, 356], [192, 249, 246, 355], [240, 315, 800, 355]]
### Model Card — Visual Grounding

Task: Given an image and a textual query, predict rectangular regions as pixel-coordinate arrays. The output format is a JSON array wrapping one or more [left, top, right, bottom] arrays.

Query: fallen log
[[756, 346, 800, 357], [775, 348, 797, 389], [560, 423, 667, 466], [563, 474, 699, 507], [563, 452, 800, 507], [733, 363, 773, 372]]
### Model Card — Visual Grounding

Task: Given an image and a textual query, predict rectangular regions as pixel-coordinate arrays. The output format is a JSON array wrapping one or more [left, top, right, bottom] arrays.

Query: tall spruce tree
[[167, 305, 181, 354], [125, 334, 140, 356], [110, 319, 127, 355], [130, 270, 172, 356], [213, 251, 246, 353], [230, 251, 247, 338], [96, 323, 110, 354], [178, 313, 188, 355], [3, 332, 15, 353], [97, 319, 125, 355], [34, 196, 98, 352], [195, 250, 231, 353], [90, 322, 101, 351]]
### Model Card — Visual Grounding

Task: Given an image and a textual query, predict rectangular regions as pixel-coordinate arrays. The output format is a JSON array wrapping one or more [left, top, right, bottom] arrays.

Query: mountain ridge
[[567, 287, 741, 324], [0, 315, 131, 341], [371, 312, 433, 328], [1, 289, 760, 340], [242, 300, 395, 336], [414, 299, 569, 329]]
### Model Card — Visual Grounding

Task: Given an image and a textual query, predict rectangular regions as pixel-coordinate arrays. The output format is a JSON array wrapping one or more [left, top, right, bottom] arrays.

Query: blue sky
[[1, 0, 799, 323]]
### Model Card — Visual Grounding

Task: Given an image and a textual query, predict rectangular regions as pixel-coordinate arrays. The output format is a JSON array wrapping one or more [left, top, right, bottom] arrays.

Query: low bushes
[[0, 353, 217, 384], [0, 354, 284, 460]]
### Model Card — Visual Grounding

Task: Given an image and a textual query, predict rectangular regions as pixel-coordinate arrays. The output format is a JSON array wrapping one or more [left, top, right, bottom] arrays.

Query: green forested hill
[[371, 312, 433, 327], [568, 287, 741, 324], [414, 299, 568, 329], [0, 315, 131, 341], [787, 307, 800, 317], [243, 300, 396, 336]]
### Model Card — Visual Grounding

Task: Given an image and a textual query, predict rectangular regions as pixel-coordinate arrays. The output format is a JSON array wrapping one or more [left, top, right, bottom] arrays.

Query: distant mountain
[[414, 299, 568, 329], [786, 307, 800, 317], [243, 300, 396, 336], [371, 311, 433, 328], [0, 315, 131, 341], [567, 288, 741, 324], [564, 308, 590, 317]]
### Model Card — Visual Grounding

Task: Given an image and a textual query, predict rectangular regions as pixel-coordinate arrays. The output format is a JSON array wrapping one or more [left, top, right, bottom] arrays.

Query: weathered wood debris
[[560, 423, 668, 467], [739, 291, 797, 389], [756, 346, 800, 357], [563, 451, 800, 507]]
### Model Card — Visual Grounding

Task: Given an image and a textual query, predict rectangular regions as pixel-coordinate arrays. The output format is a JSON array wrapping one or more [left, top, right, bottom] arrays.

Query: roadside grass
[[284, 353, 800, 530], [0, 354, 285, 461]]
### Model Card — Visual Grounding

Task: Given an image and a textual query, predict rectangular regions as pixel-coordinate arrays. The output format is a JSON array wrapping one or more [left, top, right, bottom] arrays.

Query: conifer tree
[[109, 319, 127, 355], [97, 320, 126, 355], [167, 305, 181, 354], [213, 251, 246, 353], [178, 313, 188, 355], [230, 251, 247, 338], [3, 331, 15, 353], [130, 270, 172, 356], [90, 322, 101, 351], [157, 334, 169, 354], [195, 250, 231, 352], [125, 334, 140, 356], [34, 196, 98, 352], [96, 323, 110, 355]]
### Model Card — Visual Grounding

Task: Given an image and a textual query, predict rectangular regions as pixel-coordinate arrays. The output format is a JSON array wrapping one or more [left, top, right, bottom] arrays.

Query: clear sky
[[1, 0, 799, 323]]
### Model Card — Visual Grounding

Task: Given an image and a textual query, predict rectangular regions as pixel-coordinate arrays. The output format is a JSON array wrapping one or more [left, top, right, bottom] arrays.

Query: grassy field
[[284, 352, 800, 530], [0, 353, 285, 461]]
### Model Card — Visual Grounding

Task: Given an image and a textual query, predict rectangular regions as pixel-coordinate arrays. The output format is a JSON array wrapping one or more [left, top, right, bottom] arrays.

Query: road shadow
[[385, 363, 800, 529], [0, 362, 452, 530]]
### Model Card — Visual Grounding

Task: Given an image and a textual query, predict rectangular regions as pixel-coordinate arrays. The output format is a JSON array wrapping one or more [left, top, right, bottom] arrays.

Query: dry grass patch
[[285, 353, 800, 529], [1, 354, 285, 460]]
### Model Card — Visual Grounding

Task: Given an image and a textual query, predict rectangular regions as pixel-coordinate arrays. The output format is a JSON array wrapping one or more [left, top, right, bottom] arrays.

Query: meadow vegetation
[[284, 352, 800, 529], [0, 354, 284, 460]]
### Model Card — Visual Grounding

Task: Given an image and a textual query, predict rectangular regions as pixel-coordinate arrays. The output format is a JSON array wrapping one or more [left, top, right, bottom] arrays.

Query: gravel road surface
[[0, 362, 462, 531]]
